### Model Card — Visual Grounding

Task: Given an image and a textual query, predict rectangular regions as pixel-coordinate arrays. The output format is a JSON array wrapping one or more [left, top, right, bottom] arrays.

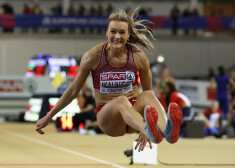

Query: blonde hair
[[107, 8, 155, 52]]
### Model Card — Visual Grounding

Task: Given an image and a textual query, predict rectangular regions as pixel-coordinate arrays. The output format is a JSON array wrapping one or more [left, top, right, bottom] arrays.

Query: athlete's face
[[106, 20, 130, 49]]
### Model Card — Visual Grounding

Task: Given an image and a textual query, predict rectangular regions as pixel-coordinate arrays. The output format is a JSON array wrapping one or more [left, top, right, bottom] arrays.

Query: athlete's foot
[[144, 105, 163, 144], [164, 102, 183, 144]]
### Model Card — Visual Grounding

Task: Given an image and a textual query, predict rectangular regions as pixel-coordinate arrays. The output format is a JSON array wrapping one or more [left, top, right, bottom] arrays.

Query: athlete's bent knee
[[116, 95, 129, 104]]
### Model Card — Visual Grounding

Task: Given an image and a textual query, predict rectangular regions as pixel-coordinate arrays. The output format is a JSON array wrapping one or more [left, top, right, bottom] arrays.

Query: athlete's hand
[[135, 133, 152, 152], [36, 115, 51, 135]]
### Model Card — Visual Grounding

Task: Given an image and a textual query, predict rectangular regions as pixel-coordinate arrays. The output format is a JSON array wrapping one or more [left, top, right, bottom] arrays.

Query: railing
[[0, 14, 235, 30]]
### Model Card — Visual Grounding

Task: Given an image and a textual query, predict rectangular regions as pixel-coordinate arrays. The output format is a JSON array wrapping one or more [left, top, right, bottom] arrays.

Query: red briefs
[[96, 97, 137, 113]]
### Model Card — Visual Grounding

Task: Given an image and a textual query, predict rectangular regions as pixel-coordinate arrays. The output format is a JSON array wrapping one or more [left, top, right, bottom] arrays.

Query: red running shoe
[[164, 103, 183, 144], [144, 105, 163, 144]]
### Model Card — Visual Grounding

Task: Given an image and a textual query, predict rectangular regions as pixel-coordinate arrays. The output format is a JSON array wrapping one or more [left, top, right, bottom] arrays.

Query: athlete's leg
[[132, 90, 183, 144], [97, 95, 151, 151], [132, 90, 167, 133], [97, 95, 146, 137]]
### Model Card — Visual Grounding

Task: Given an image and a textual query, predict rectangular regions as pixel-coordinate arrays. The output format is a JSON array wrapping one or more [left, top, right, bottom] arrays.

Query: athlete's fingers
[[135, 140, 141, 150], [148, 139, 152, 149], [36, 129, 44, 135], [138, 137, 145, 152], [141, 139, 147, 151]]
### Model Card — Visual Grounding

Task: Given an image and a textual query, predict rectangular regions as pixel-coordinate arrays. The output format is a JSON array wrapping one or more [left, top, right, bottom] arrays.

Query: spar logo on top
[[100, 71, 135, 93]]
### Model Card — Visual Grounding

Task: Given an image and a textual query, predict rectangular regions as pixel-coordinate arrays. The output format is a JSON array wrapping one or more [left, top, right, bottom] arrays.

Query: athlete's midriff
[[94, 85, 138, 107]]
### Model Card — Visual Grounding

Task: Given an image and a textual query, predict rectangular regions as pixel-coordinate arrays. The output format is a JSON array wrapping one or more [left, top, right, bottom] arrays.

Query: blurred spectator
[[1, 3, 14, 33], [170, 4, 180, 35], [208, 67, 215, 79], [78, 4, 86, 15], [1, 3, 14, 14], [210, 66, 235, 120], [22, 3, 32, 33], [67, 4, 76, 33], [23, 3, 32, 14], [182, 7, 191, 36], [32, 3, 43, 33], [78, 4, 86, 34], [88, 5, 97, 34], [32, 3, 43, 15], [97, 4, 104, 34], [159, 82, 192, 120], [97, 4, 104, 16], [85, 120, 103, 134], [154, 66, 175, 97], [106, 3, 113, 15], [51, 2, 62, 15], [49, 3, 62, 33], [138, 7, 147, 16], [67, 4, 75, 15], [198, 100, 222, 136], [159, 81, 192, 136], [74, 87, 97, 133], [191, 7, 199, 36]]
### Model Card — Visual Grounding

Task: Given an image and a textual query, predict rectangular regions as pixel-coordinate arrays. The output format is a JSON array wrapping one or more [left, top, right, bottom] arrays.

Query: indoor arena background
[[0, 0, 235, 168]]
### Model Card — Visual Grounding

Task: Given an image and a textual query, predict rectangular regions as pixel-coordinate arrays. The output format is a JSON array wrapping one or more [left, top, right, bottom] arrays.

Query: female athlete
[[36, 8, 183, 151]]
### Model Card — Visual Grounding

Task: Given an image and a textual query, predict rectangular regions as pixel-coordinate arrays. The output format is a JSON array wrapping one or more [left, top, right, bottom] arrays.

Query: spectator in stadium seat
[[159, 81, 191, 136], [49, 3, 62, 33], [182, 7, 191, 36], [78, 4, 86, 16], [77, 3, 86, 34], [191, 7, 199, 36], [170, 4, 180, 35], [22, 3, 32, 33], [106, 4, 113, 16], [23, 3, 32, 14], [154, 66, 175, 98], [73, 87, 97, 133], [67, 4, 76, 33], [210, 66, 235, 120], [32, 3, 43, 33], [97, 4, 104, 34], [160, 81, 191, 120], [88, 5, 97, 34], [67, 4, 75, 15], [138, 7, 147, 16], [208, 67, 215, 79], [198, 100, 222, 136], [1, 3, 14, 33]]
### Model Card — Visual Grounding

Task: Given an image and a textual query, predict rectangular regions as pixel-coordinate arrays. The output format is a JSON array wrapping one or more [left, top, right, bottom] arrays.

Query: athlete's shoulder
[[87, 43, 105, 57], [128, 43, 149, 69], [128, 43, 144, 56], [80, 43, 105, 70]]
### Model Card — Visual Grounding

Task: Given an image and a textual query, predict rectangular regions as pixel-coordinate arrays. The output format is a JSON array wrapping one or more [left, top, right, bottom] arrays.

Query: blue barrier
[[0, 14, 235, 30]]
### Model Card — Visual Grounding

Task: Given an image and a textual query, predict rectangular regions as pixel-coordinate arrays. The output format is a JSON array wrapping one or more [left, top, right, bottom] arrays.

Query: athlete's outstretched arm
[[36, 51, 96, 134]]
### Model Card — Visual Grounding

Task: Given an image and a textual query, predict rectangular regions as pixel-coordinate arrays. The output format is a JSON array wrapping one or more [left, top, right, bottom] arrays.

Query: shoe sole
[[165, 103, 183, 144], [144, 105, 162, 144]]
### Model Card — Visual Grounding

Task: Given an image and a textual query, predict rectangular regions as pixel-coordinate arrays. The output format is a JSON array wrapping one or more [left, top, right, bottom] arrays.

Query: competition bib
[[100, 71, 135, 93]]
